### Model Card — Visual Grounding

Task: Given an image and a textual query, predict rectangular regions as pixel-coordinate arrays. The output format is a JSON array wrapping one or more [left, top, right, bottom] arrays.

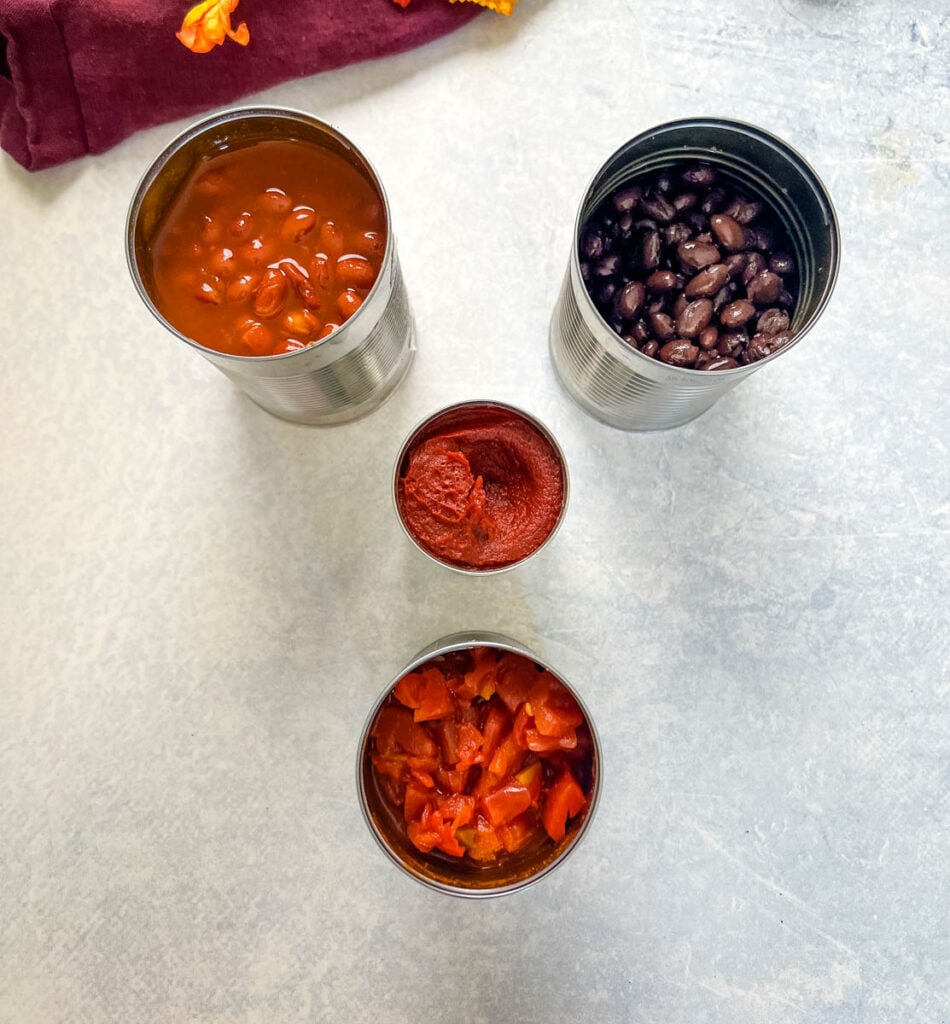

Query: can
[[126, 106, 414, 426], [549, 117, 840, 431], [391, 401, 570, 575], [356, 631, 603, 898]]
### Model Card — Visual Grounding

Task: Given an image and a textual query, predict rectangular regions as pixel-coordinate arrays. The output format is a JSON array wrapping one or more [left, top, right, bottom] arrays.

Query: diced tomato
[[515, 760, 543, 804], [511, 704, 533, 749], [393, 671, 424, 710], [413, 668, 455, 722], [465, 646, 499, 701], [499, 811, 536, 854], [404, 781, 430, 822], [466, 815, 504, 862], [434, 718, 459, 765], [371, 705, 437, 759], [541, 769, 587, 842], [532, 700, 584, 738], [456, 722, 483, 767], [479, 704, 508, 765], [439, 792, 475, 830], [482, 782, 532, 827], [488, 733, 525, 779], [526, 727, 577, 753], [495, 656, 538, 713], [435, 767, 469, 793]]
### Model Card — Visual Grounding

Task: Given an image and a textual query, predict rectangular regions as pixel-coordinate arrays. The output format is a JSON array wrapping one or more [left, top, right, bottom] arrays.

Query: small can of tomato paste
[[357, 631, 602, 898], [549, 117, 840, 430], [126, 106, 414, 425], [392, 401, 570, 574]]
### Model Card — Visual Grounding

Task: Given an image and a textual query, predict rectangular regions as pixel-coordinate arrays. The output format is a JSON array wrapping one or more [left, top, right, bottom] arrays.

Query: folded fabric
[[0, 0, 480, 172]]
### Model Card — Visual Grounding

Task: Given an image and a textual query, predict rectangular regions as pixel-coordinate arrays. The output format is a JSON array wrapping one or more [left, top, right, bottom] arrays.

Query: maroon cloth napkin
[[0, 0, 480, 171]]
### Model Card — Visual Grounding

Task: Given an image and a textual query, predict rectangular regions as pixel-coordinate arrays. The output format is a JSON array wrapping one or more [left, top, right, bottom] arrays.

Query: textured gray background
[[1, 1, 948, 1022]]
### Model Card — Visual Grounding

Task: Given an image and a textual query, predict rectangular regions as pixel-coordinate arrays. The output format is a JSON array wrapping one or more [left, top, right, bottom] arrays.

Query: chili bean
[[273, 338, 306, 355], [226, 273, 258, 304], [241, 237, 276, 267], [282, 309, 322, 338], [253, 267, 288, 319], [194, 278, 223, 305], [320, 221, 346, 258], [279, 260, 319, 308], [337, 289, 363, 320], [282, 206, 317, 244], [240, 321, 273, 355], [259, 188, 293, 215], [309, 252, 332, 290], [229, 212, 253, 240], [200, 215, 221, 243], [318, 323, 339, 340], [337, 256, 377, 289]]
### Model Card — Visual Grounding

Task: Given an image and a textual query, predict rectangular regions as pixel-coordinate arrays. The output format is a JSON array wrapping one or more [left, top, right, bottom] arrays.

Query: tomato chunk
[[541, 769, 587, 842]]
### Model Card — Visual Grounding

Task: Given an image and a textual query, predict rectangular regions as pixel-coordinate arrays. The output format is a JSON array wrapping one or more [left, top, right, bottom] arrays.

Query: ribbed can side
[[223, 260, 414, 425]]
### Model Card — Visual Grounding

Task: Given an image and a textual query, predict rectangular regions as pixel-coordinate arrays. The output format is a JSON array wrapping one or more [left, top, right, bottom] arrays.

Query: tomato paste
[[396, 404, 566, 570]]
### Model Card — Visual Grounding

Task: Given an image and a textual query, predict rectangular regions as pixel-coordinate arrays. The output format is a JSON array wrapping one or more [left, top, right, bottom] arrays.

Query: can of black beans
[[549, 118, 840, 431]]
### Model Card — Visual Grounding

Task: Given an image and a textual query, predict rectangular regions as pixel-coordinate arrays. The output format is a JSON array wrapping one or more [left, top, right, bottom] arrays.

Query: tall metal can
[[549, 118, 840, 431], [126, 106, 414, 426]]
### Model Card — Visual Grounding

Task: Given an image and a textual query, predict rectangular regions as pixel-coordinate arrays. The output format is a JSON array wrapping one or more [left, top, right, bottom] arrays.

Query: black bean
[[614, 280, 646, 320], [685, 263, 730, 298], [658, 339, 699, 366], [681, 164, 717, 187]]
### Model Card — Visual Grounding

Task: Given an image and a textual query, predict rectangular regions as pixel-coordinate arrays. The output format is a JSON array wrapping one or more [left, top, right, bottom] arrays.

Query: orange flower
[[176, 0, 250, 53], [394, 0, 516, 12], [451, 0, 516, 13]]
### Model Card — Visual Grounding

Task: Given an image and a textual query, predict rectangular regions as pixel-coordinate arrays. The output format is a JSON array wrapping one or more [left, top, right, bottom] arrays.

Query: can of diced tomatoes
[[357, 631, 603, 898], [126, 106, 414, 425]]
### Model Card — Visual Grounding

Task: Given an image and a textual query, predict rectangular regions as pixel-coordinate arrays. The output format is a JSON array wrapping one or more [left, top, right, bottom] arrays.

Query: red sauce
[[368, 647, 595, 865], [396, 404, 566, 570], [148, 138, 386, 357]]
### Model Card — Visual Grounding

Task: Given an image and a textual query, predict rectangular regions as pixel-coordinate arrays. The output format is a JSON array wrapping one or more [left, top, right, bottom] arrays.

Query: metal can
[[391, 401, 570, 575], [549, 117, 841, 431], [126, 106, 414, 426], [357, 631, 603, 898]]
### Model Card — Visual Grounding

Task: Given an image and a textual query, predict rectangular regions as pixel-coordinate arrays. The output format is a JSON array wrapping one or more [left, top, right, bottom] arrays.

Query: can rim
[[570, 116, 841, 376], [390, 399, 571, 576], [355, 631, 603, 898], [124, 104, 395, 364]]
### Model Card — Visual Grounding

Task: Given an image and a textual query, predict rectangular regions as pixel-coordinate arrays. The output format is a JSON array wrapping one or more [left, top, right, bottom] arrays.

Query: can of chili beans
[[549, 117, 840, 431], [126, 106, 414, 425], [357, 631, 602, 898]]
